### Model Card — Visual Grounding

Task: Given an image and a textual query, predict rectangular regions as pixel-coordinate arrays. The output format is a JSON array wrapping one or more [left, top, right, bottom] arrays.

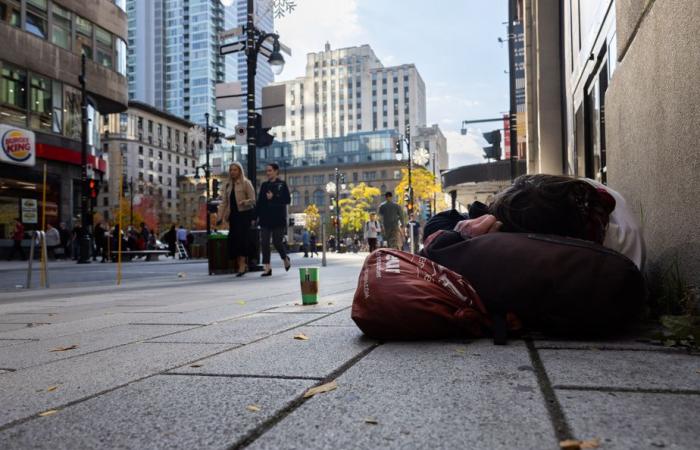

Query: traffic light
[[394, 137, 402, 154], [88, 179, 98, 207], [254, 113, 275, 147], [212, 179, 220, 199], [482, 130, 502, 161]]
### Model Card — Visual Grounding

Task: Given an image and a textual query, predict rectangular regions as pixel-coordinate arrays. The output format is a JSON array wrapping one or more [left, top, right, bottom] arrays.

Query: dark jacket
[[257, 178, 291, 228]]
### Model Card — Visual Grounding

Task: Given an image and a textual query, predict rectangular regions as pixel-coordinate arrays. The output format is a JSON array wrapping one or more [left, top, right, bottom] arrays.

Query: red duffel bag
[[352, 249, 519, 340]]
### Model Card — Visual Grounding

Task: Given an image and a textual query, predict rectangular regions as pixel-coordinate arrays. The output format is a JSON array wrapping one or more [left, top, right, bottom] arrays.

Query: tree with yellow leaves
[[395, 166, 445, 212], [303, 204, 321, 233], [338, 182, 381, 234], [110, 198, 144, 228]]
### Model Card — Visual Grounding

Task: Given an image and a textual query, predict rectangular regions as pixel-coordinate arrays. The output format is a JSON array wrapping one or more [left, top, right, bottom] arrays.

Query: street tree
[[395, 166, 445, 212], [339, 182, 381, 234], [110, 199, 144, 229], [303, 204, 320, 233]]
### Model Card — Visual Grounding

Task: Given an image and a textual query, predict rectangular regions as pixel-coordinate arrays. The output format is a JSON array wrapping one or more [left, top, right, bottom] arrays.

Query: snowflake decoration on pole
[[188, 125, 205, 148], [273, 0, 296, 18], [412, 147, 430, 167]]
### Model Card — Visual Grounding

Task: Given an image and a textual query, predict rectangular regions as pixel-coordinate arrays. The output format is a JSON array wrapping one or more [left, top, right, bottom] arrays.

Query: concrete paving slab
[[558, 391, 700, 449], [0, 342, 234, 427], [147, 312, 325, 344], [262, 293, 353, 314], [171, 326, 375, 379], [540, 349, 700, 390], [0, 339, 36, 349], [0, 375, 314, 450], [0, 313, 152, 340], [306, 309, 356, 327], [0, 323, 32, 333], [533, 338, 685, 352], [0, 324, 199, 370], [248, 340, 558, 450]]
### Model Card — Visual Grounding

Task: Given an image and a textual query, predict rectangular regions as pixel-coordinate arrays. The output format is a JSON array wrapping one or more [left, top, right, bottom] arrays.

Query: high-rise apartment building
[[271, 43, 427, 142], [127, 0, 266, 128]]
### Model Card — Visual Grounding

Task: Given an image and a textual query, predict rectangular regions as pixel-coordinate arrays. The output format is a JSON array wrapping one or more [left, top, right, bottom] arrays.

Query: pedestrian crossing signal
[[88, 179, 98, 199]]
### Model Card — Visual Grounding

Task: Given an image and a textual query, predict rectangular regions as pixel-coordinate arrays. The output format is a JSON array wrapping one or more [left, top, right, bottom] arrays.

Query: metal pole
[[507, 0, 518, 182], [406, 125, 413, 216], [129, 177, 133, 227], [78, 54, 90, 264], [246, 0, 257, 186], [321, 214, 327, 267], [205, 112, 211, 235], [335, 168, 340, 250], [26, 231, 36, 289]]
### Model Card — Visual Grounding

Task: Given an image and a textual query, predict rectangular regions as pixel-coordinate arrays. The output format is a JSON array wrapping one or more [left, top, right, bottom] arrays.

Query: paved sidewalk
[[0, 253, 697, 449]]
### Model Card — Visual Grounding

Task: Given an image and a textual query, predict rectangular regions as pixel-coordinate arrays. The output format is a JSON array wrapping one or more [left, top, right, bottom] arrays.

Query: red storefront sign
[[36, 143, 107, 172], [503, 114, 511, 159]]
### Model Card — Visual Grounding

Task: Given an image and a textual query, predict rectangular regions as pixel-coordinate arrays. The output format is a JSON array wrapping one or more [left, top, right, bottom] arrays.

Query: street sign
[[220, 41, 245, 55], [21, 198, 38, 224], [215, 82, 243, 111], [261, 84, 286, 128], [218, 26, 243, 41], [234, 124, 247, 145]]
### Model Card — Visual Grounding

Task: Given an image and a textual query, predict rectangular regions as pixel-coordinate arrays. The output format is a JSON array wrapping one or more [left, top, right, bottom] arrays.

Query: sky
[[271, 0, 511, 168]]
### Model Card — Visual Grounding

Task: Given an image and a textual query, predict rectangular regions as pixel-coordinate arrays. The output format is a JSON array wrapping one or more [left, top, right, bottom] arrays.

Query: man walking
[[176, 225, 188, 259], [257, 163, 291, 277], [6, 218, 25, 260], [378, 192, 404, 250], [364, 212, 382, 252], [301, 229, 310, 257]]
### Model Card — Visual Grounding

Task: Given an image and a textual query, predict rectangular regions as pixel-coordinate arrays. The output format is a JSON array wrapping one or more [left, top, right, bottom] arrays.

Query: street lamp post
[[244, 0, 285, 187], [395, 125, 414, 216], [325, 169, 345, 252], [195, 113, 222, 235], [78, 54, 91, 264], [129, 177, 134, 227]]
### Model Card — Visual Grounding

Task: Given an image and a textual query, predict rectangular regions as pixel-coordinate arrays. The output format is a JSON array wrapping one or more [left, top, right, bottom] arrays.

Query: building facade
[[0, 0, 128, 243], [98, 101, 203, 230], [270, 43, 427, 142], [523, 0, 700, 285], [126, 0, 256, 128]]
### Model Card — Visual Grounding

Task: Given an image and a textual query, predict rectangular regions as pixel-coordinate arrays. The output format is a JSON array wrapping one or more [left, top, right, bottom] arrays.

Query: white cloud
[[444, 130, 484, 169], [274, 0, 364, 79]]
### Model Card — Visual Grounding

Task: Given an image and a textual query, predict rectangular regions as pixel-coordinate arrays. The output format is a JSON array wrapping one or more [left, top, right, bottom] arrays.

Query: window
[[51, 80, 62, 133], [75, 16, 93, 58], [138, 146, 143, 155], [313, 190, 325, 207], [25, 0, 48, 39], [0, 61, 28, 125], [29, 74, 51, 131], [291, 191, 300, 206], [0, 1, 21, 28], [51, 4, 71, 50], [95, 26, 113, 68]]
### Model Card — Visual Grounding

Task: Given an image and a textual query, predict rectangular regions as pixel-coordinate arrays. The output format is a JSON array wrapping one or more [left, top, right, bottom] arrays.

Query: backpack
[[421, 231, 645, 338], [351, 249, 521, 340]]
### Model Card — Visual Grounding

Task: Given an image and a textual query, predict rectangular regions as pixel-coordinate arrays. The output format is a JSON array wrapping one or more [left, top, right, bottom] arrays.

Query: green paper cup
[[299, 268, 319, 305]]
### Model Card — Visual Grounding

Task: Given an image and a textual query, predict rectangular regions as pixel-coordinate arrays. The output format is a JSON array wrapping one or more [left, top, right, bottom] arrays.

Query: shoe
[[236, 271, 246, 277], [284, 257, 291, 272], [261, 270, 272, 277]]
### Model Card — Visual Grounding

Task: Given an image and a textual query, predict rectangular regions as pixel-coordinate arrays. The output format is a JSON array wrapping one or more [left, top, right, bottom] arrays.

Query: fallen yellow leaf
[[246, 404, 261, 412], [327, 302, 334, 305], [49, 344, 78, 352], [580, 439, 600, 449], [303, 380, 338, 398], [559, 438, 600, 450], [46, 385, 59, 392], [364, 417, 379, 425], [189, 364, 203, 368], [236, 300, 246, 305], [455, 347, 466, 355], [293, 333, 309, 341], [560, 440, 580, 450], [39, 410, 58, 417]]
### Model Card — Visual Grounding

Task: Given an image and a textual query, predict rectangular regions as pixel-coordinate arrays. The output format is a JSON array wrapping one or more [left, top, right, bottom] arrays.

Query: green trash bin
[[207, 233, 235, 275]]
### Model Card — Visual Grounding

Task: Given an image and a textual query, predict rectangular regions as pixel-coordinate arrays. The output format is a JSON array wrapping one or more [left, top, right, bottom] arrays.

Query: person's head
[[385, 192, 393, 201], [140, 222, 146, 228], [170, 224, 176, 231], [369, 212, 376, 220], [13, 217, 20, 224], [489, 174, 615, 243], [228, 162, 245, 181], [265, 163, 280, 181], [59, 222, 66, 229]]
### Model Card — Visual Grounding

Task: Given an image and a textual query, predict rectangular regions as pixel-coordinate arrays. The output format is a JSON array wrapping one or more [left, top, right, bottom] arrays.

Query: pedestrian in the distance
[[45, 223, 60, 260], [309, 232, 318, 257], [58, 222, 71, 259], [176, 225, 188, 258], [364, 212, 381, 252], [378, 192, 404, 250], [164, 224, 177, 258], [217, 162, 256, 277], [301, 229, 310, 257], [94, 221, 106, 261], [6, 218, 25, 261], [257, 163, 291, 277]]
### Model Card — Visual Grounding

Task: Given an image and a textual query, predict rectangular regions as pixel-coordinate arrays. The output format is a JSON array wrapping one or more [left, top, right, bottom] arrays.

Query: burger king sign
[[0, 124, 35, 167]]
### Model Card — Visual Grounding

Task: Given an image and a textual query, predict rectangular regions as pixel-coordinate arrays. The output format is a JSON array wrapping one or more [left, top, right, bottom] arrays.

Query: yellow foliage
[[338, 183, 381, 233], [303, 204, 321, 233], [395, 166, 442, 206]]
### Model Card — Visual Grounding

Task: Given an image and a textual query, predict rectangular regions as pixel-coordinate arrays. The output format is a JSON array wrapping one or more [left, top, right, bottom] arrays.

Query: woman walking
[[218, 162, 256, 277], [257, 163, 291, 277]]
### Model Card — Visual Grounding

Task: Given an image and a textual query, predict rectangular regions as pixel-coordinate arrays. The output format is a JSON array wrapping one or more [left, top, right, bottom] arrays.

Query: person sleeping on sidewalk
[[423, 174, 646, 270]]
